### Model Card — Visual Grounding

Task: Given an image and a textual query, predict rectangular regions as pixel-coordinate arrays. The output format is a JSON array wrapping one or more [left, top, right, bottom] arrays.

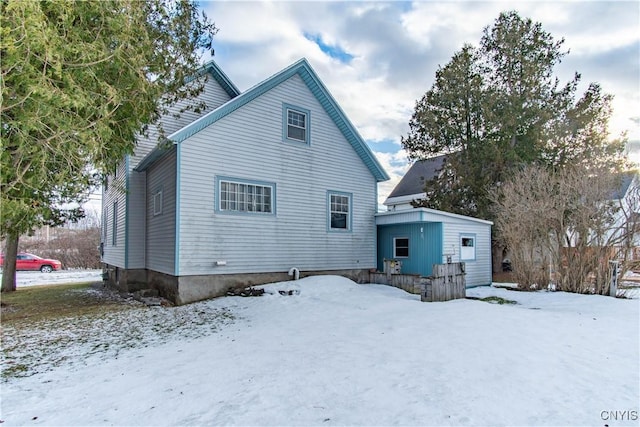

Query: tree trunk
[[491, 240, 506, 274], [1, 232, 19, 292]]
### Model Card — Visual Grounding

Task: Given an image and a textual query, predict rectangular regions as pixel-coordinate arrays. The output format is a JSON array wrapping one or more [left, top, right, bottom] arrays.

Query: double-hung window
[[218, 178, 275, 214], [328, 191, 351, 231], [283, 103, 310, 144]]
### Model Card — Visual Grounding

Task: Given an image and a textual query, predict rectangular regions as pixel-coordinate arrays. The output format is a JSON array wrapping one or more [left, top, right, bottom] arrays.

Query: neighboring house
[[384, 154, 445, 211], [377, 156, 492, 287], [101, 58, 389, 304], [606, 171, 640, 254], [565, 170, 640, 258]]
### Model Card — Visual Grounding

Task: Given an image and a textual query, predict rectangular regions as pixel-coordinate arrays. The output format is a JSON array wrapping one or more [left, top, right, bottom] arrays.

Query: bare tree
[[493, 165, 639, 294], [491, 165, 555, 289]]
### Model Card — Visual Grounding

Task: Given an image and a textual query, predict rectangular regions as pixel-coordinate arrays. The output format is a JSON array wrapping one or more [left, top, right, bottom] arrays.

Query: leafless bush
[[493, 165, 639, 294], [491, 165, 553, 289], [18, 211, 101, 269]]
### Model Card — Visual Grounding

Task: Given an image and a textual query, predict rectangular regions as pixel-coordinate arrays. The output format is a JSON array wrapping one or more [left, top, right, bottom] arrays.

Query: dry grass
[[1, 283, 236, 380], [492, 271, 515, 283], [1, 282, 133, 325]]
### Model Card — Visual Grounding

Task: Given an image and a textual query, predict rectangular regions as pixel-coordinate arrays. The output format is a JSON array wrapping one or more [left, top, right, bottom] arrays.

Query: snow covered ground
[[0, 269, 102, 288], [1, 276, 638, 426]]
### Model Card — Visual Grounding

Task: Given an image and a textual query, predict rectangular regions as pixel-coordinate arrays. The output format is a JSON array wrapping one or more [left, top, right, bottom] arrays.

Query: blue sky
[[200, 1, 639, 204]]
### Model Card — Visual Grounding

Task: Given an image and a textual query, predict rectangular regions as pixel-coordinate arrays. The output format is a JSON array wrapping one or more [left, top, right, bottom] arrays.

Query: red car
[[0, 252, 62, 273]]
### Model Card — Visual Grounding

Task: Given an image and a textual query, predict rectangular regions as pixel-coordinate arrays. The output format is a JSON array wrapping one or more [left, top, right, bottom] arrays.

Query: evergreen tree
[[401, 11, 626, 270], [1, 0, 217, 291]]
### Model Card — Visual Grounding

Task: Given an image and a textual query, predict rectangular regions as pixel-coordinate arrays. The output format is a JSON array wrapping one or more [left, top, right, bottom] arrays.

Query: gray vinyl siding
[[126, 170, 146, 268], [376, 209, 492, 287], [130, 75, 234, 170], [101, 159, 128, 267], [123, 75, 231, 269], [146, 149, 177, 274], [409, 209, 492, 286], [177, 74, 377, 275], [442, 220, 492, 286]]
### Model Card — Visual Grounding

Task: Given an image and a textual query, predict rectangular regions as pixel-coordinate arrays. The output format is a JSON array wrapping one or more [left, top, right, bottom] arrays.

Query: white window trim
[[216, 176, 276, 215], [328, 191, 352, 232], [393, 237, 410, 258]]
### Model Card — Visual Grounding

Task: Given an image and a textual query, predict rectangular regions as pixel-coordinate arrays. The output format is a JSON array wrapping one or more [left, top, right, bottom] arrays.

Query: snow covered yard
[[1, 276, 638, 426], [0, 269, 103, 288]]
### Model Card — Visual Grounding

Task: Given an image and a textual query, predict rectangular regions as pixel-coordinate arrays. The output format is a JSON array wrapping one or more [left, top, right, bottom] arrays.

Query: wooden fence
[[369, 262, 466, 302], [369, 272, 428, 295], [422, 263, 466, 302]]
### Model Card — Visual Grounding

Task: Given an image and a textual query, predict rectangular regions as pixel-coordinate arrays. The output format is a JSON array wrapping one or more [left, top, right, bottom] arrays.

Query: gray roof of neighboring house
[[386, 154, 447, 199], [387, 157, 638, 204]]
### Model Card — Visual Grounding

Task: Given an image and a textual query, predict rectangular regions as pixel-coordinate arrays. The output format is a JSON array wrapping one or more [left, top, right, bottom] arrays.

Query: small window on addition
[[460, 235, 476, 261], [394, 237, 409, 258]]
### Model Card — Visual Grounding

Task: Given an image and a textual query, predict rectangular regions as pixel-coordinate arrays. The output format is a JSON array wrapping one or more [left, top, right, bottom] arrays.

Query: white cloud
[[373, 149, 412, 207], [202, 1, 640, 202], [400, 1, 495, 49]]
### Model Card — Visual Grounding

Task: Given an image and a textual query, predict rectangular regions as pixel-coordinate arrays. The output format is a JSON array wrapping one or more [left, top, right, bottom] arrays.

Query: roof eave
[[134, 144, 175, 172], [189, 60, 241, 99], [383, 193, 426, 206], [375, 207, 494, 226], [168, 58, 390, 182]]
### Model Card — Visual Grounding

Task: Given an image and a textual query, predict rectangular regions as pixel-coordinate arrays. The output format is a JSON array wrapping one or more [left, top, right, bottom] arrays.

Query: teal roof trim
[[135, 60, 240, 172], [135, 145, 174, 172], [160, 58, 389, 182], [296, 64, 389, 182], [189, 59, 240, 99]]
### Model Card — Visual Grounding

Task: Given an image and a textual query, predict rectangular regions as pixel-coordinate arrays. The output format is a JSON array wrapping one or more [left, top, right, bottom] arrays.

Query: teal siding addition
[[377, 222, 443, 276]]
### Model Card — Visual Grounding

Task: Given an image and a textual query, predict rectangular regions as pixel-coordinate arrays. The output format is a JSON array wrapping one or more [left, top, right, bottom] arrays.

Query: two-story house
[[101, 58, 389, 304]]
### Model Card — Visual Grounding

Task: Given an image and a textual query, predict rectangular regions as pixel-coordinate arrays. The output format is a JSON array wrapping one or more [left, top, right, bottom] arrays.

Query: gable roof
[[191, 60, 241, 99], [385, 155, 446, 202], [137, 58, 389, 182]]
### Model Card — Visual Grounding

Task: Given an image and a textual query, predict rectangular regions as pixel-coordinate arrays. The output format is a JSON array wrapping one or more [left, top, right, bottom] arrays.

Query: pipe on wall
[[288, 267, 300, 280]]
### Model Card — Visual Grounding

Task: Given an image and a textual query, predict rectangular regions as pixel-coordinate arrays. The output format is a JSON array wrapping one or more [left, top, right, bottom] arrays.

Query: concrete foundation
[[103, 266, 371, 305], [102, 264, 147, 293]]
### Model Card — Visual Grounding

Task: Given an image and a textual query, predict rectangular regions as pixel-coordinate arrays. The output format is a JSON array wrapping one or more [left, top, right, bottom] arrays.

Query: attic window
[[283, 103, 310, 145]]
